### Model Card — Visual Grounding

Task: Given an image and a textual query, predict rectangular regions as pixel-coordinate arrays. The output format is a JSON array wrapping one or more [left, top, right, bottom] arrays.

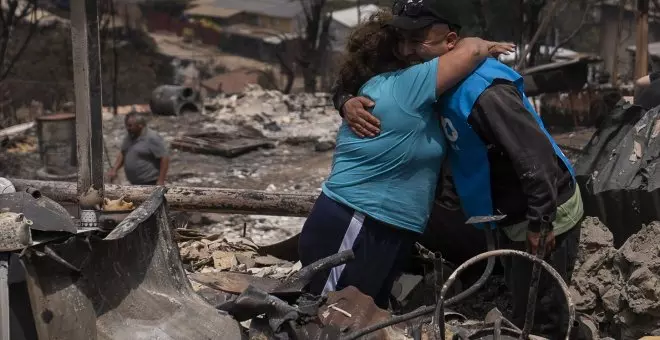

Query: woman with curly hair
[[298, 10, 513, 307]]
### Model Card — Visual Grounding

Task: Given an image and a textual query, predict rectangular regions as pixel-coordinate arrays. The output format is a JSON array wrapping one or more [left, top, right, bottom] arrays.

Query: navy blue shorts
[[298, 192, 417, 308]]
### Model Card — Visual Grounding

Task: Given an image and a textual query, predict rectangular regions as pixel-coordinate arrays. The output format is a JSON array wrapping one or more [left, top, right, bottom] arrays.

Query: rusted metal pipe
[[520, 216, 552, 339], [433, 252, 444, 340], [343, 249, 575, 340], [9, 179, 317, 217], [440, 250, 574, 340]]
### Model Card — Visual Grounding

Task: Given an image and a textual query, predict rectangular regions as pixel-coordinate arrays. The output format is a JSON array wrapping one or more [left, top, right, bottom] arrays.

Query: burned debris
[[171, 132, 274, 158], [571, 217, 660, 339], [5, 0, 660, 338], [202, 85, 340, 150]]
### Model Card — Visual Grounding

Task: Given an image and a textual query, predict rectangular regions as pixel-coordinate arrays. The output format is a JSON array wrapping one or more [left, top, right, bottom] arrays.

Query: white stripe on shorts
[[321, 210, 365, 295]]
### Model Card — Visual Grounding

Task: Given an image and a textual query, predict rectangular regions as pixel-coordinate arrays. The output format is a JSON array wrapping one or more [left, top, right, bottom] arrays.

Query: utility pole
[[70, 0, 105, 224], [635, 0, 650, 79]]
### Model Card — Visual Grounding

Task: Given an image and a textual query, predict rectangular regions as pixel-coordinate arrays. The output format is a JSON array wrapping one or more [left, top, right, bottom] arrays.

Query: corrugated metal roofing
[[627, 42, 660, 58], [204, 0, 303, 18], [184, 6, 242, 18], [331, 4, 381, 28]]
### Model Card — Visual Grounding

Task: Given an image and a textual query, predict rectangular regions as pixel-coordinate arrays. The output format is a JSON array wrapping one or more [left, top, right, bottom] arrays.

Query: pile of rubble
[[204, 85, 341, 149], [198, 214, 306, 246], [177, 228, 301, 278], [177, 216, 660, 339], [571, 217, 660, 338]]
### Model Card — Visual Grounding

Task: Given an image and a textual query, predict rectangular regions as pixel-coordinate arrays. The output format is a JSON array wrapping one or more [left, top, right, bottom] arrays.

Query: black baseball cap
[[388, 0, 462, 31]]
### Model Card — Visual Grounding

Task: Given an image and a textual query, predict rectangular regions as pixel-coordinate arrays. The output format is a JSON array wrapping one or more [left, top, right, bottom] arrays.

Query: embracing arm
[[331, 83, 354, 115], [333, 38, 511, 103], [433, 38, 510, 95], [336, 39, 513, 137]]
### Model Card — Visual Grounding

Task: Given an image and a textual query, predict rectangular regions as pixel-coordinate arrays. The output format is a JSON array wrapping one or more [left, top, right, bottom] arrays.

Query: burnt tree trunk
[[526, 0, 547, 67], [298, 0, 332, 93]]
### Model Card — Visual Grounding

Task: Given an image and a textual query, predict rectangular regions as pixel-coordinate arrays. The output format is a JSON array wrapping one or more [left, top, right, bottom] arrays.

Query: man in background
[[107, 112, 170, 185]]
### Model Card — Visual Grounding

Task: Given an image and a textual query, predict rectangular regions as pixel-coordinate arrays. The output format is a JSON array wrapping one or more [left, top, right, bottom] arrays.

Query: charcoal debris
[[571, 217, 660, 338], [204, 85, 341, 146], [177, 228, 301, 279]]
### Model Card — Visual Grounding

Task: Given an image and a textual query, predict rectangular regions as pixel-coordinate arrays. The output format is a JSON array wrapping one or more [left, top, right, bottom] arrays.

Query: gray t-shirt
[[121, 128, 168, 184]]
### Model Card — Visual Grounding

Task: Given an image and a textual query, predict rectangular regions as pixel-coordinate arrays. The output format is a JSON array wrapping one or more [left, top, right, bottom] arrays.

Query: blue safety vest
[[439, 58, 575, 228]]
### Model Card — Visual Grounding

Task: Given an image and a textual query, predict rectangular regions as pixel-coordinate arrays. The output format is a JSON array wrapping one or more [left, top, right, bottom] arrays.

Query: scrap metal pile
[[2, 183, 660, 339], [176, 215, 660, 340], [177, 227, 578, 340]]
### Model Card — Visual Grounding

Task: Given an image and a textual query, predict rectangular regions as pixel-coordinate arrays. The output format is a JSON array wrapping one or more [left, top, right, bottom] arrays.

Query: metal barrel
[[149, 85, 200, 116], [35, 113, 77, 177]]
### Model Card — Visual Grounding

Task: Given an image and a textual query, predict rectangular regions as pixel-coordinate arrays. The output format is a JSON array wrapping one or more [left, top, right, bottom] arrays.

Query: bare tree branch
[[653, 0, 660, 13], [0, 0, 40, 83], [548, 3, 591, 60], [296, 0, 332, 92]]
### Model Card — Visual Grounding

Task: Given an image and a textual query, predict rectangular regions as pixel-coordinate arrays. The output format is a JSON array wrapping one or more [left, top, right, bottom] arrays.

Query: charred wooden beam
[[9, 179, 317, 217], [70, 0, 105, 203], [635, 0, 650, 79]]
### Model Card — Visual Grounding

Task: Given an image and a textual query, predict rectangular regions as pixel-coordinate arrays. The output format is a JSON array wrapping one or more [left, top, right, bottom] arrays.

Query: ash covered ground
[[0, 85, 595, 246], [8, 86, 659, 338]]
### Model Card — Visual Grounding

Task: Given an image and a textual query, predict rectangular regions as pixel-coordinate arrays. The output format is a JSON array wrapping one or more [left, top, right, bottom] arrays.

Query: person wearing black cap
[[331, 0, 584, 337], [299, 10, 514, 310]]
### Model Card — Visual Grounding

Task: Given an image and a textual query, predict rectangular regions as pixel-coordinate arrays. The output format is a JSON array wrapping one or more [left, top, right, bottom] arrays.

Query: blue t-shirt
[[322, 58, 446, 233]]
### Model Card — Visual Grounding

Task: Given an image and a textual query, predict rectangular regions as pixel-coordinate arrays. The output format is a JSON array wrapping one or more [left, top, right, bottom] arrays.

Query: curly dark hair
[[336, 10, 408, 96]]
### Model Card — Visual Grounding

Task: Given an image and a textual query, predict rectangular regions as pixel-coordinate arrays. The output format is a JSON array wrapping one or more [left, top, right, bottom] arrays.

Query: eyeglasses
[[392, 0, 425, 17]]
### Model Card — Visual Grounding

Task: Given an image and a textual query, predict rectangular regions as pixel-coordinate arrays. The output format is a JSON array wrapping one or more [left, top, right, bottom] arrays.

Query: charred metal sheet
[[521, 56, 601, 97], [275, 249, 354, 294], [0, 213, 32, 252], [172, 132, 274, 158], [190, 250, 355, 299], [22, 198, 242, 339], [217, 285, 300, 324], [220, 288, 325, 339], [104, 187, 165, 240], [248, 318, 282, 340], [575, 102, 660, 246], [194, 286, 235, 306], [35, 246, 83, 273], [0, 190, 76, 233], [190, 271, 282, 295]]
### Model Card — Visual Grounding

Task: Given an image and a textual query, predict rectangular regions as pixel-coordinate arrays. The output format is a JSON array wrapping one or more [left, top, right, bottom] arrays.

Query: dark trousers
[[498, 223, 582, 339], [298, 192, 417, 308], [130, 180, 158, 186]]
